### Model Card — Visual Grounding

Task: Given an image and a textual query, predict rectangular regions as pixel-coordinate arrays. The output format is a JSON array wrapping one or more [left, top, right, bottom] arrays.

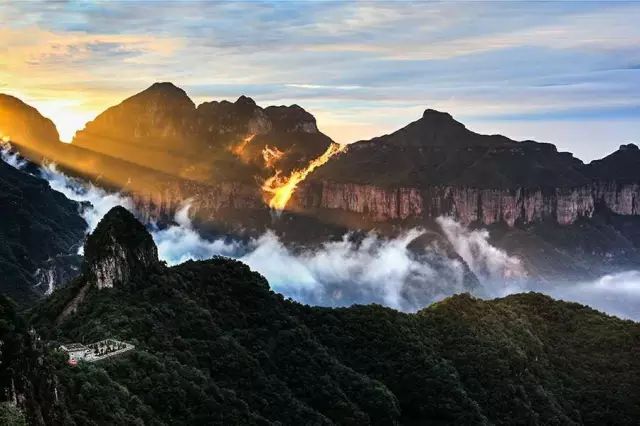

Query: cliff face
[[128, 179, 265, 226], [84, 206, 159, 289], [293, 180, 640, 226], [301, 110, 640, 227]]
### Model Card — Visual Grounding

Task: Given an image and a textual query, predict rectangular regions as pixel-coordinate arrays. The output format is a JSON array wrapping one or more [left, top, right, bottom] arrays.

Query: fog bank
[[2, 151, 638, 319]]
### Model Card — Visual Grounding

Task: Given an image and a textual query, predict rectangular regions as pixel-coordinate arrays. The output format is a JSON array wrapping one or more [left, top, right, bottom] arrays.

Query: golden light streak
[[231, 134, 255, 160], [31, 100, 98, 143], [262, 145, 285, 169], [262, 143, 346, 211]]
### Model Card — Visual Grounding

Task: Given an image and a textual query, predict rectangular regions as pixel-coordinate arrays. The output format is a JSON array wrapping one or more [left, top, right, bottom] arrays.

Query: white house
[[59, 343, 89, 363]]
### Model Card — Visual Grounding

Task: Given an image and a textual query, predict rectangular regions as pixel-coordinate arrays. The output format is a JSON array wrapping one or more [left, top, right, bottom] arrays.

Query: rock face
[[84, 206, 159, 289], [293, 181, 613, 226]]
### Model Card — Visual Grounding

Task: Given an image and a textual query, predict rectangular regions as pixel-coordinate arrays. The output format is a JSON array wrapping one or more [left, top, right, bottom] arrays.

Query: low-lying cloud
[[2, 151, 639, 319], [40, 164, 135, 235], [0, 143, 27, 169], [437, 216, 526, 281]]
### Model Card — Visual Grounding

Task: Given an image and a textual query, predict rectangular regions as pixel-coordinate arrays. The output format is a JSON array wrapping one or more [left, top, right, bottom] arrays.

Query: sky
[[1, 1, 639, 161]]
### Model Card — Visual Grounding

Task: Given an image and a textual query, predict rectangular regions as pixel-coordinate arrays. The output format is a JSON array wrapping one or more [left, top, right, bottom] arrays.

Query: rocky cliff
[[84, 206, 160, 289], [300, 110, 640, 227], [292, 180, 640, 226]]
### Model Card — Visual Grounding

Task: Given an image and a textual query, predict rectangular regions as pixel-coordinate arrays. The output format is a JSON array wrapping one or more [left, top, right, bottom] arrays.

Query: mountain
[[14, 207, 638, 425], [299, 108, 592, 225], [311, 109, 586, 188], [0, 156, 86, 305], [291, 109, 640, 278], [72, 82, 334, 183], [4, 87, 640, 281], [584, 143, 640, 183], [0, 94, 60, 149]]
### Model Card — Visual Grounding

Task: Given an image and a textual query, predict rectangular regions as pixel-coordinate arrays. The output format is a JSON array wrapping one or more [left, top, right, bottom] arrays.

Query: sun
[[31, 100, 97, 143]]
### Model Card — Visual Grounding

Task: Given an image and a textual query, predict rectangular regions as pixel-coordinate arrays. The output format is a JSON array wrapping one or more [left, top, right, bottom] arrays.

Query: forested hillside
[[0, 159, 85, 305], [9, 207, 636, 425]]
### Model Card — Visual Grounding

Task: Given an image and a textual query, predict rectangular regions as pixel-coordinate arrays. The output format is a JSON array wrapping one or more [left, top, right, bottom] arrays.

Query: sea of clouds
[[2, 148, 639, 320]]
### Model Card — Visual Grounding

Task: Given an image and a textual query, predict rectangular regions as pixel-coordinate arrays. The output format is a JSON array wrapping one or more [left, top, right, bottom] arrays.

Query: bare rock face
[[293, 181, 640, 226], [128, 179, 265, 225], [84, 206, 159, 289]]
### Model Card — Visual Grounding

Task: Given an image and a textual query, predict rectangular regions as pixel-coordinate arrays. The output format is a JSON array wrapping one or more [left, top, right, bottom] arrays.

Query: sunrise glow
[[32, 101, 97, 142]]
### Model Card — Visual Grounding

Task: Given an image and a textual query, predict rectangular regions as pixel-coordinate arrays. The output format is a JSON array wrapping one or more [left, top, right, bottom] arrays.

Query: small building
[[59, 343, 89, 364], [60, 339, 135, 365]]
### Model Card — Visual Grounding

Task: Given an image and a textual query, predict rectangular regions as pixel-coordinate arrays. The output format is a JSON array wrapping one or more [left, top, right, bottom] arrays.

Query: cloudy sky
[[1, 1, 638, 161]]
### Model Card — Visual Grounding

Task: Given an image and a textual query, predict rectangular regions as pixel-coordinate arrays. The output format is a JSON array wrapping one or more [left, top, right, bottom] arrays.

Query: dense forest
[[0, 159, 85, 305], [0, 207, 633, 425]]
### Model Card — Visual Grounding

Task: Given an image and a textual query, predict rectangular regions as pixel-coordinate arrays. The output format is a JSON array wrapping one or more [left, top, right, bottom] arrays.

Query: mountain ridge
[[3, 86, 640, 283]]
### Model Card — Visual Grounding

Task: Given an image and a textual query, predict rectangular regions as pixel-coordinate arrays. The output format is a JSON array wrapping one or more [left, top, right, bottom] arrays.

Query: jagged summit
[[619, 143, 639, 151], [71, 83, 331, 179], [264, 104, 318, 133], [84, 206, 159, 289], [130, 82, 196, 111], [235, 95, 257, 107], [309, 106, 587, 189]]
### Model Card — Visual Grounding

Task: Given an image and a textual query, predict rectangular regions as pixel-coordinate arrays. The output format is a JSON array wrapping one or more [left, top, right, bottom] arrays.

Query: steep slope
[[0, 157, 86, 305], [0, 295, 75, 425], [27, 207, 640, 425]]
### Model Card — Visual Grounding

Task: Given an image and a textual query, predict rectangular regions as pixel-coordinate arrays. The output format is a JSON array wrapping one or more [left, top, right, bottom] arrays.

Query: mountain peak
[[136, 82, 194, 105], [235, 95, 257, 107], [419, 108, 463, 128], [84, 206, 159, 289], [264, 104, 318, 133], [422, 108, 453, 118], [147, 81, 186, 93], [619, 143, 639, 151]]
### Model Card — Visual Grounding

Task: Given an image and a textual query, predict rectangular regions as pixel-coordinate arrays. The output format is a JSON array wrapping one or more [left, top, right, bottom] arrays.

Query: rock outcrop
[[84, 206, 159, 289]]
